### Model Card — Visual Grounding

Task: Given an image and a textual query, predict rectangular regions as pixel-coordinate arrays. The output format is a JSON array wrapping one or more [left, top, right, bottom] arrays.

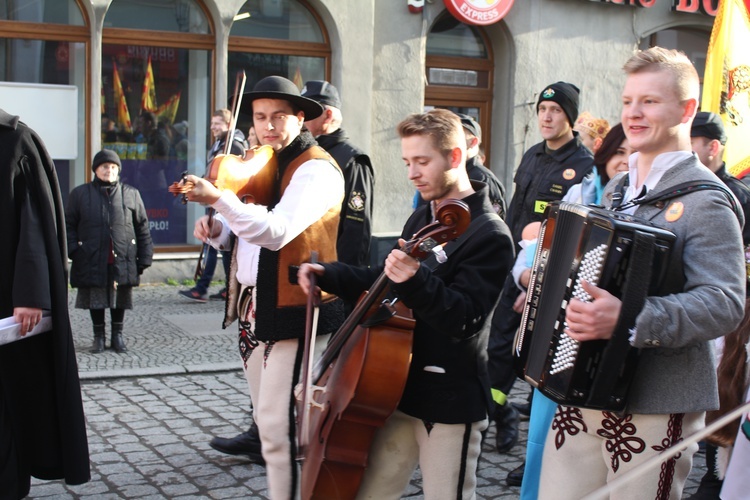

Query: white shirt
[[209, 158, 344, 286], [620, 151, 694, 215]]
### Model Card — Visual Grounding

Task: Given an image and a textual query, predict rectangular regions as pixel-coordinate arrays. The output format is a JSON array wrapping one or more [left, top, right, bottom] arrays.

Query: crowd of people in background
[[3, 43, 750, 500]]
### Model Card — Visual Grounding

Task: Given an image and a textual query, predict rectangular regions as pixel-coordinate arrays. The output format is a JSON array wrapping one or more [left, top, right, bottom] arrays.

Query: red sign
[[443, 0, 515, 26]]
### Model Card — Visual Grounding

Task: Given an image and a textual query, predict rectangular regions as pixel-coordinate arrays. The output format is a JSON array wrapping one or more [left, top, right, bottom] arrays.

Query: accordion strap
[[587, 229, 656, 406], [614, 177, 740, 220]]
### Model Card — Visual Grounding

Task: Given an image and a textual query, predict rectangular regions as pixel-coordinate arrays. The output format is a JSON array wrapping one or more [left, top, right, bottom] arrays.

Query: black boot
[[209, 421, 265, 465], [506, 461, 525, 487], [685, 443, 722, 499], [494, 403, 519, 454], [111, 322, 127, 353], [91, 324, 106, 353]]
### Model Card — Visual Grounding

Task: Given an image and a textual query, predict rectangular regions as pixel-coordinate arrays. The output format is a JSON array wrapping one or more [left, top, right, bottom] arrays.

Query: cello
[[168, 71, 278, 278], [297, 199, 471, 500]]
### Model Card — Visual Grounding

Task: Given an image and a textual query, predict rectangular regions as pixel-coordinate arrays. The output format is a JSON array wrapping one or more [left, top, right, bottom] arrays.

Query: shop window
[[228, 0, 329, 131], [0, 0, 84, 24], [0, 0, 88, 204], [102, 0, 213, 248], [104, 0, 209, 33], [426, 12, 494, 161]]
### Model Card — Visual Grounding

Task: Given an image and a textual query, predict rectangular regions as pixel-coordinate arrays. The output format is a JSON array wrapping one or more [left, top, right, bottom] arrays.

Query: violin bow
[[224, 71, 246, 155], [194, 71, 247, 280]]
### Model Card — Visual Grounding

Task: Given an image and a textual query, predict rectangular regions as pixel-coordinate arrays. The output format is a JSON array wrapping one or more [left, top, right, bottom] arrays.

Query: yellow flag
[[113, 61, 132, 133], [141, 55, 158, 113], [293, 66, 304, 90], [156, 91, 181, 125], [702, 0, 750, 178]]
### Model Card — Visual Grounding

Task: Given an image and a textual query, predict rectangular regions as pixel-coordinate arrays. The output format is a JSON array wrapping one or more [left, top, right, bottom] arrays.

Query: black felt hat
[[691, 111, 727, 145], [536, 81, 580, 126], [92, 149, 121, 171], [237, 76, 324, 120], [301, 80, 342, 109]]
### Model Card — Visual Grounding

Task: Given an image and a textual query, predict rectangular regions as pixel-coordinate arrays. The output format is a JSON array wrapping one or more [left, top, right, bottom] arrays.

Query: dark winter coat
[[318, 182, 514, 423], [0, 108, 90, 497], [66, 179, 153, 289], [505, 134, 593, 248], [316, 128, 374, 267]]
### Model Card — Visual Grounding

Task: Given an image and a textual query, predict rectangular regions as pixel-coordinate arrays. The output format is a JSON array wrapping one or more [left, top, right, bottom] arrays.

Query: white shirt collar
[[625, 151, 693, 202]]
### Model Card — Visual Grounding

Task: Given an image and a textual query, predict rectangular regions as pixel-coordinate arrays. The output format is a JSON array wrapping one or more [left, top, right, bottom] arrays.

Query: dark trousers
[[487, 275, 522, 397], [194, 245, 231, 295]]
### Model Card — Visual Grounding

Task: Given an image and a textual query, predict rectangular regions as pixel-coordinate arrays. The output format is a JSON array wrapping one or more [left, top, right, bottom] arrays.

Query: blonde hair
[[397, 109, 464, 156], [623, 46, 699, 102]]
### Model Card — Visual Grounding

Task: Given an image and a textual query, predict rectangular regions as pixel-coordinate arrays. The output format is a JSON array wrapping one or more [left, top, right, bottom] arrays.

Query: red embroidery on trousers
[[551, 405, 587, 449], [653, 413, 684, 500], [598, 412, 646, 472]]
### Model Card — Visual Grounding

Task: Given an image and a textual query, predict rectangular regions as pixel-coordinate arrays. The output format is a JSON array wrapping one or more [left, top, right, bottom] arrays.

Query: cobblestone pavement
[[26, 285, 704, 499]]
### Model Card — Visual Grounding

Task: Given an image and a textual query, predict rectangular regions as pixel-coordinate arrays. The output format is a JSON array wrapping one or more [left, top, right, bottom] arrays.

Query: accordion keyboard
[[550, 243, 607, 375]]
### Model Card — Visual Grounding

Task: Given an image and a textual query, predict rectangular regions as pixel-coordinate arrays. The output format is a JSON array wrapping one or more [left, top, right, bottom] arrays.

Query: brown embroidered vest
[[275, 146, 342, 307], [223, 140, 345, 341]]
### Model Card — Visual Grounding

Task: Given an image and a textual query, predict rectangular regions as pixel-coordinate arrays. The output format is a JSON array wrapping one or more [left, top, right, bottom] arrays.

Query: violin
[[168, 144, 278, 207], [167, 71, 277, 279], [297, 199, 471, 500]]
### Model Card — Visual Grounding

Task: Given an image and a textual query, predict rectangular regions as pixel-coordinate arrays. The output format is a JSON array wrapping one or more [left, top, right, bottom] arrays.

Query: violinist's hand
[[193, 215, 223, 242], [183, 175, 222, 205], [564, 280, 621, 341], [298, 263, 325, 295], [14, 307, 42, 337], [384, 238, 419, 284]]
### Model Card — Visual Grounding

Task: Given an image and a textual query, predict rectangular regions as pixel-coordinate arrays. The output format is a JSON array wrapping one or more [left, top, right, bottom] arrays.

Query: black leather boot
[[111, 322, 127, 353], [506, 461, 525, 486], [91, 324, 106, 353], [209, 421, 265, 465], [685, 443, 722, 499], [494, 403, 519, 454]]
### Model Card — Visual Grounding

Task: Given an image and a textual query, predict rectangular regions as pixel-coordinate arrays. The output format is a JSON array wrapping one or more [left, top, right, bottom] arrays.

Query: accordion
[[513, 201, 675, 411]]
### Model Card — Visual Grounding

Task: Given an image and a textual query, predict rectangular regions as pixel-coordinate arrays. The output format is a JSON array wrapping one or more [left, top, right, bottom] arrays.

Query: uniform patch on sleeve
[[348, 191, 366, 212]]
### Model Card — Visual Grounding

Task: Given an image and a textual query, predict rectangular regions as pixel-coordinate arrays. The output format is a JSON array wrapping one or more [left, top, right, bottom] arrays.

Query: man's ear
[[682, 98, 698, 124], [450, 146, 463, 169], [710, 139, 722, 158]]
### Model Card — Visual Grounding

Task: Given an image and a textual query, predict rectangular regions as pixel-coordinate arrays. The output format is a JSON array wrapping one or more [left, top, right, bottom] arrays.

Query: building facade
[[0, 0, 714, 269]]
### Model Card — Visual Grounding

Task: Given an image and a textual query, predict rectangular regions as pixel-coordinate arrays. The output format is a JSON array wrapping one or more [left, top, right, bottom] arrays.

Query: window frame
[[425, 20, 494, 161], [0, 2, 91, 167]]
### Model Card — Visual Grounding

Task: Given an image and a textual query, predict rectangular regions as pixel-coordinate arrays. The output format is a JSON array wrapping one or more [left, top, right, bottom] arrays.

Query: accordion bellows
[[514, 202, 675, 411]]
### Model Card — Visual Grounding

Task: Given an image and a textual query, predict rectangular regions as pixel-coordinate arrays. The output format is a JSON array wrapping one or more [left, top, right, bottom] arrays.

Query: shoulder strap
[[629, 180, 741, 220]]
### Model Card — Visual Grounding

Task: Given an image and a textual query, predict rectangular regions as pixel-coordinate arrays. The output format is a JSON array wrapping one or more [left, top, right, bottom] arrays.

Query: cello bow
[[297, 251, 321, 460]]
